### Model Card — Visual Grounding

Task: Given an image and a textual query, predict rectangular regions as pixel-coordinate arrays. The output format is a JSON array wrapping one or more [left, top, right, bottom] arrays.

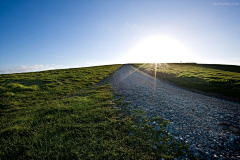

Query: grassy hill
[[132, 63, 240, 103], [0, 64, 197, 159], [0, 65, 122, 112]]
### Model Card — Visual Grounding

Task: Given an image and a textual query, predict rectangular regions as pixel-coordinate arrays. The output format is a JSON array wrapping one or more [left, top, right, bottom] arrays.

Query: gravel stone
[[110, 64, 240, 159]]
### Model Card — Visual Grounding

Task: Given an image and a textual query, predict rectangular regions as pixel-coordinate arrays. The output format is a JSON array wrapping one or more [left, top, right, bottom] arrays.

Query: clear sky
[[0, 0, 240, 74]]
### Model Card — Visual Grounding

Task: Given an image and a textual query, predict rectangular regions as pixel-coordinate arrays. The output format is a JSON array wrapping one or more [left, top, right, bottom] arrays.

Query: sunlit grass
[[132, 63, 240, 101], [0, 65, 122, 112]]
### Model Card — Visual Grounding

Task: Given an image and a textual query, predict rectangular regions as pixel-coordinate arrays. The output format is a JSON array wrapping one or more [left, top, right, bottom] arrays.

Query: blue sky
[[0, 0, 240, 74]]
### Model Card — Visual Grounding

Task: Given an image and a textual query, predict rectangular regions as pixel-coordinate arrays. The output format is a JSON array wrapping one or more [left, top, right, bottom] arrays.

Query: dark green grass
[[132, 63, 240, 101], [199, 64, 240, 73], [0, 64, 198, 159]]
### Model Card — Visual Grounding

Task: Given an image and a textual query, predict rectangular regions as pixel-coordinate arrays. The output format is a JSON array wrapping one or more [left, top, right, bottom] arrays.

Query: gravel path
[[109, 64, 240, 160]]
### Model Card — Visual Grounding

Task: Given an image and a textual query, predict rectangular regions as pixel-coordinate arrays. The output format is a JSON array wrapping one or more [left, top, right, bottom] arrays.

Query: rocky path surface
[[109, 64, 240, 160]]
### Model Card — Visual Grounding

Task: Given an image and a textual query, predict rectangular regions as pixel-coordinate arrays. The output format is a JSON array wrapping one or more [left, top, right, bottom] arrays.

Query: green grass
[[0, 64, 198, 159], [132, 63, 240, 101], [0, 65, 122, 113]]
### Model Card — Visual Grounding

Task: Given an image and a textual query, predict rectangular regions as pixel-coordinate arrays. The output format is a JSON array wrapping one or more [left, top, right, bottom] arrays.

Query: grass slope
[[0, 64, 197, 159], [132, 63, 240, 102], [0, 65, 122, 112]]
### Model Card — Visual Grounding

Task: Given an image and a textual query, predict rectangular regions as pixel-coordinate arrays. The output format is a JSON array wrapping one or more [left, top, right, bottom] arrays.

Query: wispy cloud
[[125, 21, 139, 29], [0, 64, 56, 74], [86, 62, 92, 65]]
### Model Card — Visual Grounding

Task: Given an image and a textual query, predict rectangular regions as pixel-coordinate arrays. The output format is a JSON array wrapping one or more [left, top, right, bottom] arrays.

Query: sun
[[126, 36, 192, 63]]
